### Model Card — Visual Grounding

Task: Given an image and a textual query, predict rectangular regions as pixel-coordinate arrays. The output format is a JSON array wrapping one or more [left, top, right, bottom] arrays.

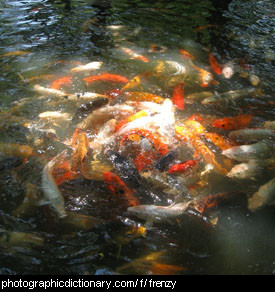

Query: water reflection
[[0, 0, 274, 275]]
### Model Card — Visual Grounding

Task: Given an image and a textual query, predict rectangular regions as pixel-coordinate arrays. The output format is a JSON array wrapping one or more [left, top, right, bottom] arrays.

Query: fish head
[[212, 119, 232, 130], [47, 201, 67, 218], [127, 205, 150, 220]]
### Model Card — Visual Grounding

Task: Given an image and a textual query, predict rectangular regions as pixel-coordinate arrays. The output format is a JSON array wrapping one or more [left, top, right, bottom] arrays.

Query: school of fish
[[0, 41, 274, 274]]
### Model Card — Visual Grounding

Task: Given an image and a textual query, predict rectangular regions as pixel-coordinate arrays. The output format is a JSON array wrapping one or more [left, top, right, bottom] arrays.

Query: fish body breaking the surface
[[227, 159, 265, 180], [222, 141, 273, 162], [33, 84, 107, 100], [201, 89, 255, 104], [127, 201, 193, 225], [229, 128, 275, 142], [70, 61, 102, 73], [41, 151, 67, 218], [248, 177, 275, 212]]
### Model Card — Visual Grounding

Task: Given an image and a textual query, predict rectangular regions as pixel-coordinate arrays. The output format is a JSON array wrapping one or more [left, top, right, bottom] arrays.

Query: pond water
[[0, 0, 274, 275]]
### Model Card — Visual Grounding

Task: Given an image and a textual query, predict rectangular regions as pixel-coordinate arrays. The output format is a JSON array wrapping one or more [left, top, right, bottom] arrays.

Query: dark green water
[[0, 0, 274, 275]]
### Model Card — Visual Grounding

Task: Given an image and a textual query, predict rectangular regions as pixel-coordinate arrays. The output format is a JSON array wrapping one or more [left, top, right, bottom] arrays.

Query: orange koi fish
[[0, 50, 32, 57], [50, 75, 73, 90], [52, 160, 77, 186], [122, 72, 151, 91], [151, 263, 187, 275], [203, 132, 239, 151], [209, 52, 222, 75], [175, 126, 228, 175], [83, 73, 129, 85], [193, 65, 213, 87], [120, 129, 169, 156], [115, 110, 149, 132], [103, 171, 139, 206], [168, 159, 199, 174], [71, 128, 89, 173], [172, 83, 184, 110], [187, 114, 204, 124], [184, 120, 206, 134], [120, 47, 149, 63], [179, 49, 195, 60], [134, 151, 157, 172], [124, 91, 164, 104], [212, 114, 253, 131], [105, 89, 124, 100]]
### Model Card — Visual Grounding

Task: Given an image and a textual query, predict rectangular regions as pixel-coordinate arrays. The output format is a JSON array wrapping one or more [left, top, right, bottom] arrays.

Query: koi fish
[[76, 104, 134, 131], [39, 111, 71, 121], [127, 201, 193, 227], [71, 128, 89, 173], [185, 91, 214, 102], [115, 110, 149, 132], [209, 52, 222, 75], [0, 228, 44, 249], [83, 73, 129, 85], [171, 83, 184, 110], [212, 114, 253, 131], [0, 50, 32, 57], [184, 120, 206, 134], [201, 89, 255, 104], [103, 171, 139, 206], [150, 263, 187, 275], [124, 91, 164, 104], [168, 159, 199, 174], [248, 177, 275, 212], [193, 65, 213, 87], [12, 183, 41, 218], [33, 84, 107, 100], [50, 75, 73, 90], [41, 151, 67, 218], [203, 132, 238, 151], [52, 159, 77, 186], [179, 49, 195, 60], [69, 61, 102, 73], [227, 159, 265, 180], [222, 141, 273, 162], [105, 89, 124, 100], [120, 47, 149, 63], [175, 126, 228, 175], [120, 129, 169, 156], [229, 128, 275, 142], [122, 72, 151, 91]]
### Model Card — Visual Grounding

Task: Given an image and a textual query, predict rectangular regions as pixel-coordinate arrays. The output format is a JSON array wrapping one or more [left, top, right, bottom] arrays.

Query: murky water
[[0, 0, 274, 275]]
